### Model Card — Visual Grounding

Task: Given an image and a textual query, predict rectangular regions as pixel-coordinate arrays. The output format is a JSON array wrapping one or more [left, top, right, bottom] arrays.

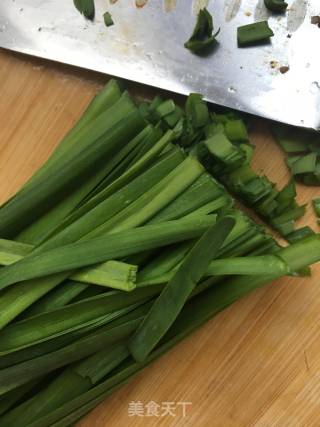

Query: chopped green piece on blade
[[103, 11, 114, 27], [237, 21, 274, 46], [184, 8, 220, 54], [264, 0, 288, 13]]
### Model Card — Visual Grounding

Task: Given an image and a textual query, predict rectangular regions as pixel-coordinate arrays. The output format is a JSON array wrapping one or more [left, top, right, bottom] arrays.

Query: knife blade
[[0, 0, 319, 129]]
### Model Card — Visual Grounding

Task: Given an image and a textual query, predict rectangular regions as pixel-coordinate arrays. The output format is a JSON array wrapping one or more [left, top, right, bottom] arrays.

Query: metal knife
[[1, 0, 319, 128]]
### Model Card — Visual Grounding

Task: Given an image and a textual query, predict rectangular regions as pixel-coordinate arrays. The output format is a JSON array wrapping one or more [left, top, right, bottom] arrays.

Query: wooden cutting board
[[0, 48, 320, 427]]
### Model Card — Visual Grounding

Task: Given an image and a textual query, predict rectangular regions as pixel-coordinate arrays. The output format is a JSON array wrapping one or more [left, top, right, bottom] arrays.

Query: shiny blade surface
[[1, 0, 319, 128]]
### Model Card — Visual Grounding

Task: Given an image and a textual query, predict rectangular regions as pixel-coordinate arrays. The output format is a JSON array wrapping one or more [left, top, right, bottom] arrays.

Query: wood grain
[[0, 48, 320, 427]]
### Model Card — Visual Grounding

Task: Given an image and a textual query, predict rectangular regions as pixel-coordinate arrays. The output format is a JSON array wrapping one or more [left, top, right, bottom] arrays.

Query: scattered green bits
[[237, 21, 274, 46], [103, 11, 114, 27], [184, 8, 220, 54], [264, 0, 288, 13]]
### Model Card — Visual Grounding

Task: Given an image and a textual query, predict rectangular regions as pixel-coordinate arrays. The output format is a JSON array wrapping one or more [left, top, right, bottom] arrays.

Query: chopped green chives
[[163, 105, 184, 128], [186, 93, 210, 128], [204, 133, 245, 170], [224, 119, 249, 143], [272, 123, 320, 187], [313, 198, 320, 218], [264, 0, 288, 13], [287, 153, 318, 175], [156, 100, 176, 118], [184, 8, 220, 54], [287, 227, 315, 244], [149, 96, 163, 112], [272, 124, 310, 153], [276, 179, 296, 205], [103, 11, 114, 27], [237, 21, 274, 46]]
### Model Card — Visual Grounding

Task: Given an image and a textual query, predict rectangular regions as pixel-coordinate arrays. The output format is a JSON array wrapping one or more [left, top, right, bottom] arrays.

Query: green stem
[[21, 80, 122, 191], [0, 304, 151, 394], [0, 100, 144, 237], [0, 286, 159, 355], [0, 343, 128, 426], [0, 151, 184, 327], [128, 217, 235, 362], [0, 217, 214, 289], [21, 235, 320, 427]]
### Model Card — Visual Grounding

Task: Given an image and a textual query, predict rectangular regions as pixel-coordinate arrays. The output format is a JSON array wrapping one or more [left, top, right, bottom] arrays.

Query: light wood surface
[[0, 48, 320, 427]]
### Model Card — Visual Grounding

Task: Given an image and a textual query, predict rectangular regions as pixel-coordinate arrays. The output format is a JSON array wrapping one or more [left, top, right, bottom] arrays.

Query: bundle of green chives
[[138, 92, 311, 238], [0, 80, 319, 427]]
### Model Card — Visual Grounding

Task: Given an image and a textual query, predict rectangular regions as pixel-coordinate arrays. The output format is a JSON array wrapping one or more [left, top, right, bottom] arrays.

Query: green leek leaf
[[73, 0, 94, 19], [103, 11, 114, 27], [264, 0, 288, 13], [128, 216, 235, 361], [237, 21, 274, 46], [184, 8, 220, 54]]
